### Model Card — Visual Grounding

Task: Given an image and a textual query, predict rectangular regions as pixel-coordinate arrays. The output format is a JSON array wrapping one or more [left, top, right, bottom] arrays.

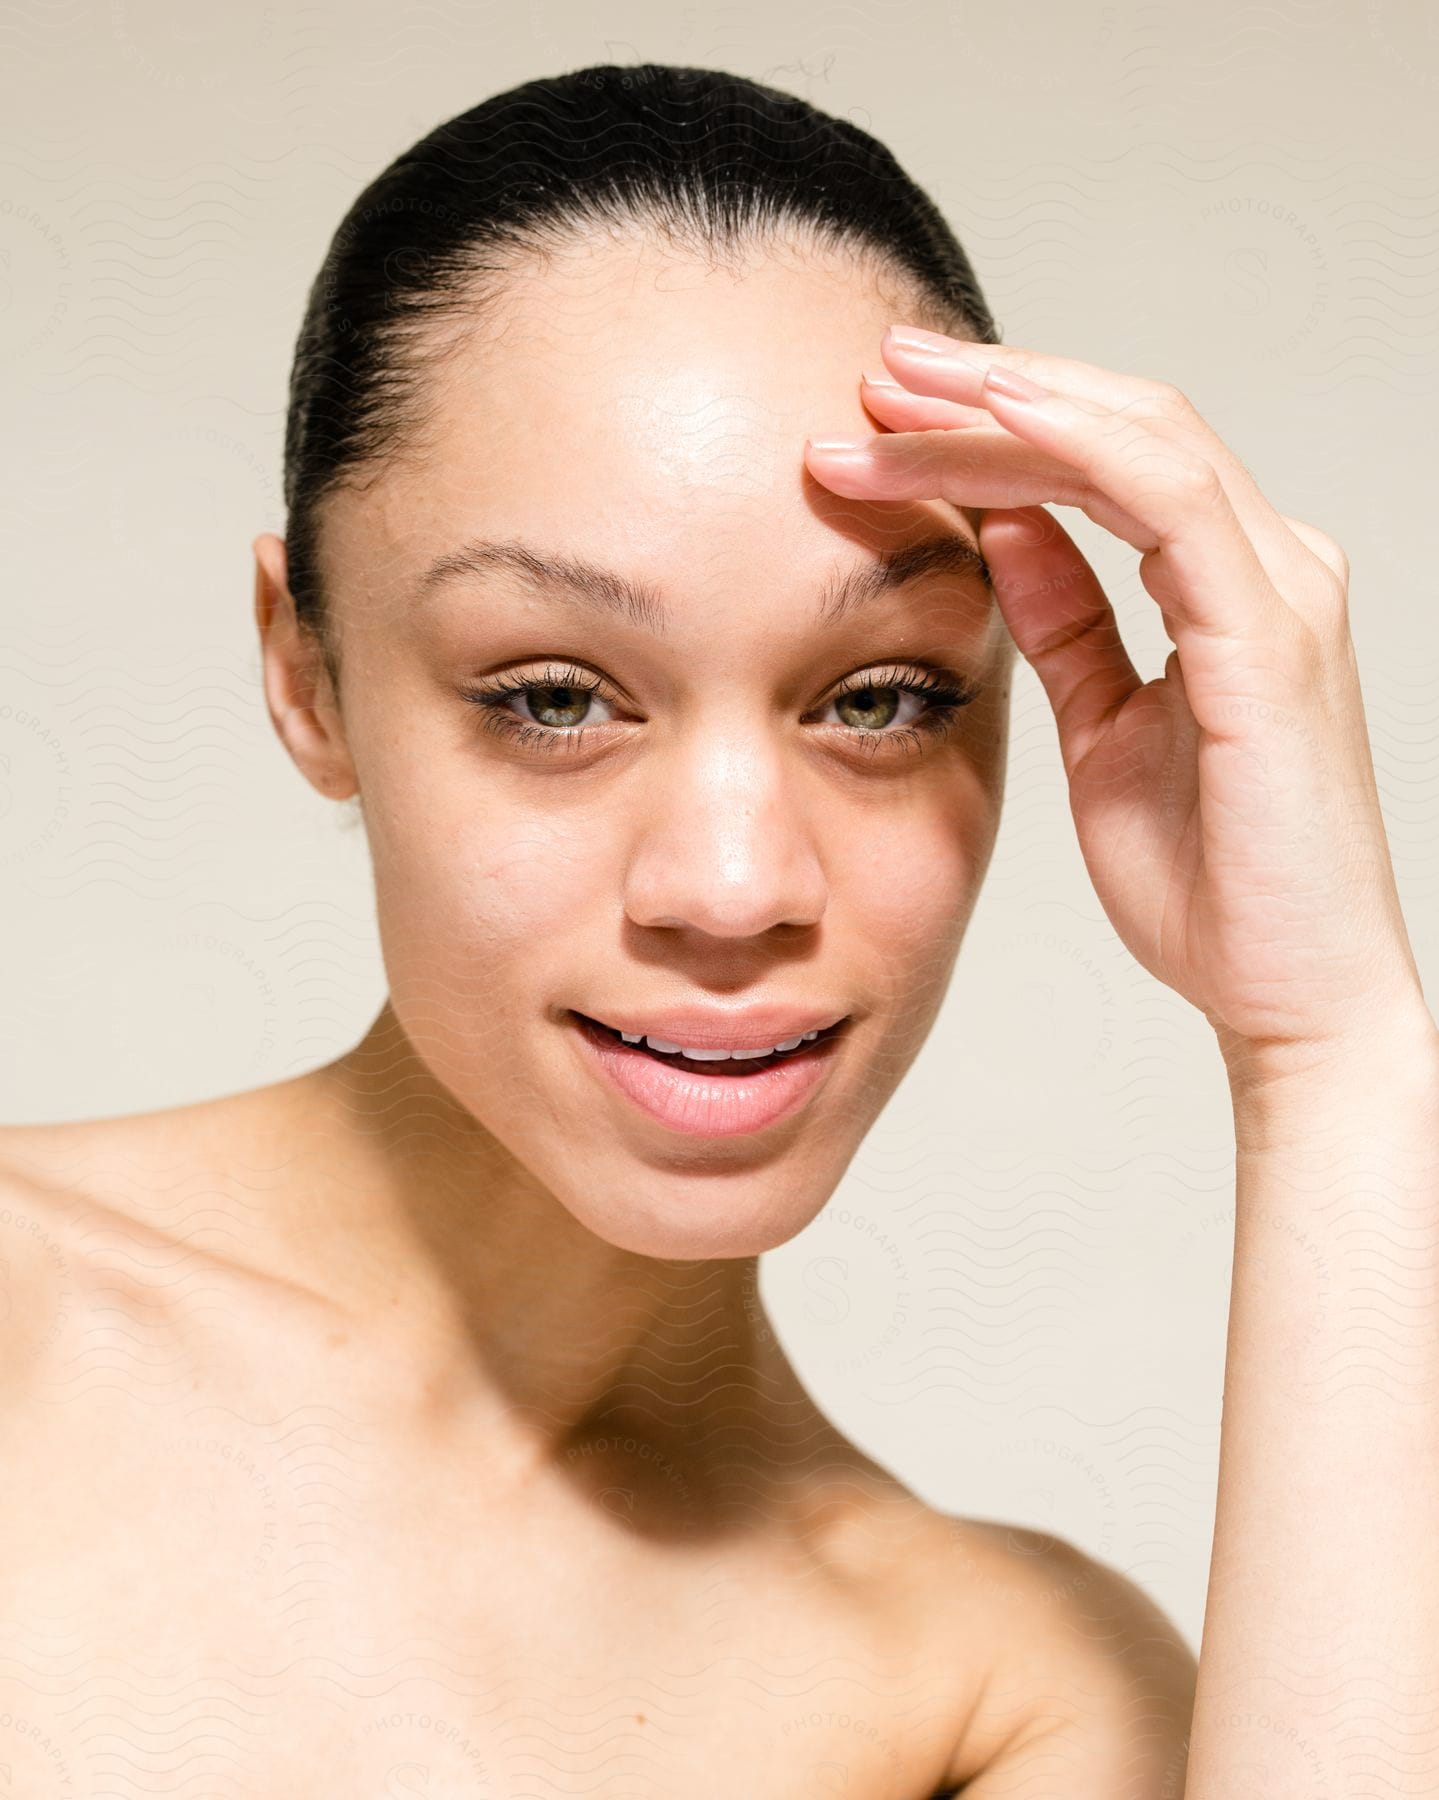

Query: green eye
[[458, 661, 981, 759], [834, 684, 906, 731], [818, 665, 982, 755], [459, 663, 614, 753], [517, 684, 602, 729]]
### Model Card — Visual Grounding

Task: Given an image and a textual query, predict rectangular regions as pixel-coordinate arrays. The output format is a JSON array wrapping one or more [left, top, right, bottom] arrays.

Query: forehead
[[331, 231, 985, 601]]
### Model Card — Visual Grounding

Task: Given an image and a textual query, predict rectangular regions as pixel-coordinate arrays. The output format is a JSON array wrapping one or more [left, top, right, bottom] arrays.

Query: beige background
[[3, 0, 1436, 1657]]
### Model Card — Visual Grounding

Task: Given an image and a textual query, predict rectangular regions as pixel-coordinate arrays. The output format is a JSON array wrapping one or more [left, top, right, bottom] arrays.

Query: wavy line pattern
[[3, 13, 1436, 1798]]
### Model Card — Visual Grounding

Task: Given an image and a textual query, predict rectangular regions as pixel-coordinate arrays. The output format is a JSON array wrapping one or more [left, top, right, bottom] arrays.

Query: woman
[[3, 62, 1435, 1799]]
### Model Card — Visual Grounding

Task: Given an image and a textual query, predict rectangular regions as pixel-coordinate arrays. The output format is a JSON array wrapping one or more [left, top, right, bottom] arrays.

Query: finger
[[860, 371, 992, 433], [1279, 515, 1349, 586], [880, 326, 1314, 589], [881, 323, 1171, 411], [970, 370, 1293, 645], [980, 506, 1143, 775], [803, 428, 1155, 550]]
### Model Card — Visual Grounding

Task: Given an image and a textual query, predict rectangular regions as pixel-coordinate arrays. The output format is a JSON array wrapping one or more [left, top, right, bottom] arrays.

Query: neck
[[280, 1001, 816, 1516]]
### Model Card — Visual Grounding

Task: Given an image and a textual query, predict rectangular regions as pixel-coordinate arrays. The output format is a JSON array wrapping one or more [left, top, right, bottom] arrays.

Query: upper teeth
[[618, 1030, 820, 1059]]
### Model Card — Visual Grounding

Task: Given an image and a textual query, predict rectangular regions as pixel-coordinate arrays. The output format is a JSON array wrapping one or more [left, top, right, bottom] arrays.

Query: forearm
[[1183, 1008, 1439, 1800]]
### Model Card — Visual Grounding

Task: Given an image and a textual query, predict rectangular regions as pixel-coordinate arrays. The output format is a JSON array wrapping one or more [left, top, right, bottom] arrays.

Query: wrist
[[1217, 990, 1436, 1085], [1221, 998, 1439, 1150]]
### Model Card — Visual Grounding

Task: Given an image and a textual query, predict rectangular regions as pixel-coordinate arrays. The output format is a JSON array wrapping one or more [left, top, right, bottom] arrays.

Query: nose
[[623, 736, 829, 938]]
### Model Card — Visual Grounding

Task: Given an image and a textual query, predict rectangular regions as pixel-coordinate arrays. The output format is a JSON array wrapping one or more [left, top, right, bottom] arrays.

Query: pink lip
[[572, 1003, 850, 1054], [569, 1012, 844, 1137]]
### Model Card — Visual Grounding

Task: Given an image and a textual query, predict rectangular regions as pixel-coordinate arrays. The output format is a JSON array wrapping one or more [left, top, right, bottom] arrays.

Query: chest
[[1, 1382, 970, 1798]]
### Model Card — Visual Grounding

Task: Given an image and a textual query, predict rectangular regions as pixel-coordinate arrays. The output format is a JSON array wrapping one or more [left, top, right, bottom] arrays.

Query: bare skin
[[0, 230, 1197, 1796], [0, 1084, 1192, 1798]]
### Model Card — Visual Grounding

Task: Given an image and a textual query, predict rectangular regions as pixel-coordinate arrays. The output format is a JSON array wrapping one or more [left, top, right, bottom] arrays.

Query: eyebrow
[[415, 532, 993, 635]]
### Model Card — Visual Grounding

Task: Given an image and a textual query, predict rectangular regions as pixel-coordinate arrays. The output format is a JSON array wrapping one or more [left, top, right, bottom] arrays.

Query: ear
[[252, 532, 358, 802]]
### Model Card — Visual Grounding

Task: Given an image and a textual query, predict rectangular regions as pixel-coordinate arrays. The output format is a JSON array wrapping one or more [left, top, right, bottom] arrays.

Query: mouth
[[565, 1009, 850, 1137], [569, 1011, 848, 1076]]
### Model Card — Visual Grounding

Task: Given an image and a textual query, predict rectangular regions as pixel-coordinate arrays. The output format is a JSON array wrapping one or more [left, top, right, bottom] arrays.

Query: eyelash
[[458, 660, 982, 760]]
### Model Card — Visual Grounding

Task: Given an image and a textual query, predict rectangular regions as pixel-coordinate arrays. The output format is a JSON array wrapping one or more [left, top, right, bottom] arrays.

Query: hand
[[803, 325, 1431, 1077]]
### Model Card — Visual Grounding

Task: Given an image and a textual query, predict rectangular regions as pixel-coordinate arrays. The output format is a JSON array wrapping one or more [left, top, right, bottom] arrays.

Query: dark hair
[[282, 62, 1000, 672]]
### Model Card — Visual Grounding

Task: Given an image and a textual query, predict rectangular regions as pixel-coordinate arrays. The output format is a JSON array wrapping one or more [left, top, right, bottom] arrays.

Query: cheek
[[368, 804, 609, 1095], [371, 803, 608, 958], [847, 788, 991, 954], [840, 791, 994, 1089]]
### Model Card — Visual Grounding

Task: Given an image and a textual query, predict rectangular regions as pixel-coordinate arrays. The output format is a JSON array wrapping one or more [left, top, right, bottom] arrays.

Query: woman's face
[[271, 231, 1014, 1260]]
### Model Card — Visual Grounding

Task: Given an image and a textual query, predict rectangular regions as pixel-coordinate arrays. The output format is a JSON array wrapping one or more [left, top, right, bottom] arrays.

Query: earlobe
[[251, 531, 359, 802]]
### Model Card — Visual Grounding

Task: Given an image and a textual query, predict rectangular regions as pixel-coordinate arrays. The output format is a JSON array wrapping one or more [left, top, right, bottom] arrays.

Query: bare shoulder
[[923, 1510, 1199, 1795], [782, 1441, 1194, 1794], [0, 1072, 331, 1217], [0, 1089, 256, 1248], [0, 1122, 91, 1378], [0, 1111, 150, 1368], [0, 1078, 327, 1377]]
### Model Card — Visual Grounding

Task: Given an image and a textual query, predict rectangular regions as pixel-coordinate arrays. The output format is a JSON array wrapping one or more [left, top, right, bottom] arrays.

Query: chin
[[557, 1172, 830, 1262]]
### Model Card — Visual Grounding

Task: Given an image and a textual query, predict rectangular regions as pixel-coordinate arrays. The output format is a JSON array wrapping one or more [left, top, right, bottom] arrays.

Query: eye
[[458, 660, 982, 760], [812, 664, 982, 757], [459, 663, 619, 754]]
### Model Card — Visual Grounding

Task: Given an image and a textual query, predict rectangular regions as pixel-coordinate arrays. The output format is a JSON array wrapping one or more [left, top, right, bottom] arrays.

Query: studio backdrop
[[3, 0, 1436, 1663]]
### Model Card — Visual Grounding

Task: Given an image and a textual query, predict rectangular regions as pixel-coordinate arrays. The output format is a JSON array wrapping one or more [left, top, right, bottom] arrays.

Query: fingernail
[[806, 436, 870, 455], [886, 324, 957, 356], [983, 364, 1049, 403], [861, 369, 901, 389]]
